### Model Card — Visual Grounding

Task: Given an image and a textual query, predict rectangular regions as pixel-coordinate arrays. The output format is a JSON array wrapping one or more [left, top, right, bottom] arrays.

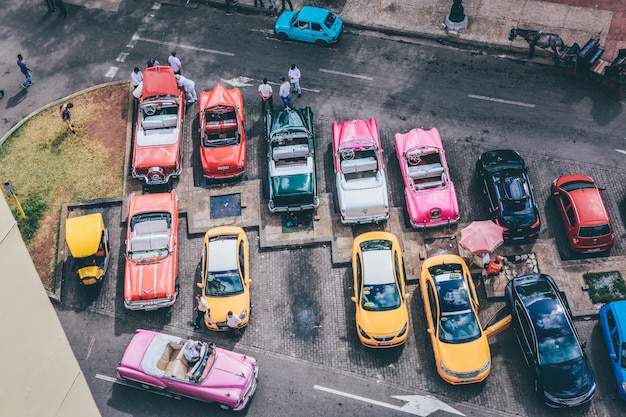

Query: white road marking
[[142, 13, 155, 24], [319, 68, 373, 81], [468, 94, 535, 108], [222, 76, 255, 87], [249, 28, 275, 35], [134, 36, 235, 57], [314, 385, 464, 416], [95, 374, 181, 399], [105, 67, 119, 78], [115, 52, 128, 62], [85, 336, 95, 360], [126, 33, 140, 48], [152, 2, 161, 10], [616, 149, 626, 155]]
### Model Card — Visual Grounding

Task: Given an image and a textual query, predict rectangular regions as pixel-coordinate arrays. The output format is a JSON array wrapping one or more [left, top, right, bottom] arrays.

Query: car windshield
[[439, 310, 481, 343], [323, 12, 336, 28], [204, 270, 244, 296], [621, 342, 626, 370], [538, 333, 582, 365], [579, 224, 611, 238], [189, 343, 216, 383], [361, 283, 400, 311], [560, 180, 595, 192]]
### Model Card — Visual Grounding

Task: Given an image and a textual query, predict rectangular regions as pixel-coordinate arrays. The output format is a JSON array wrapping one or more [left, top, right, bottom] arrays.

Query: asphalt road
[[3, 1, 626, 416]]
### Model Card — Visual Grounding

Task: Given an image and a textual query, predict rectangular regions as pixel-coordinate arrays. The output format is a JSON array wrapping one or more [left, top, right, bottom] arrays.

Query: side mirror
[[598, 185, 606, 191], [247, 279, 253, 284], [427, 328, 434, 335], [609, 353, 617, 361], [581, 341, 587, 350], [350, 296, 357, 303], [404, 294, 410, 300], [196, 282, 202, 288]]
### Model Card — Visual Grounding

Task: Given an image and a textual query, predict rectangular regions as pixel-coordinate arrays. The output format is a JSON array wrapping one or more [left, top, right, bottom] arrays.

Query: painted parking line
[[319, 68, 373, 81], [105, 67, 119, 78], [468, 94, 535, 108], [616, 149, 626, 155], [314, 385, 464, 416], [133, 36, 235, 57]]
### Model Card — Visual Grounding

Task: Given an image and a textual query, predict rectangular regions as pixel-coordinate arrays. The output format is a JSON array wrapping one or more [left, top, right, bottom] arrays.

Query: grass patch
[[11, 193, 48, 245], [583, 271, 626, 304]]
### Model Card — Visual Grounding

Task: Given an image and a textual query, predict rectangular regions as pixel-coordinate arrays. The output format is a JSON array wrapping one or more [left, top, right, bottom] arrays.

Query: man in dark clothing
[[55, 0, 68, 18], [17, 54, 33, 90], [281, 0, 293, 11], [45, 0, 56, 12]]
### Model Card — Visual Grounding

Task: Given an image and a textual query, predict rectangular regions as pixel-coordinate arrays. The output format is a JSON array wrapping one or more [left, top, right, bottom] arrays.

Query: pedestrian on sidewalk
[[130, 67, 143, 89], [17, 54, 33, 90], [281, 0, 292, 12], [279, 76, 292, 110], [193, 294, 210, 329], [59, 102, 76, 134], [167, 51, 183, 75], [268, 0, 277, 15], [258, 77, 274, 114], [55, 0, 68, 18], [288, 63, 302, 98], [226, 311, 242, 337], [45, 0, 56, 12], [175, 74, 197, 103], [254, 0, 264, 8]]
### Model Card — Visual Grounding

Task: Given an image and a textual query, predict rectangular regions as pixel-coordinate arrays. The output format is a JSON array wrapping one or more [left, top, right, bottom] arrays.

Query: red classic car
[[133, 66, 185, 185], [198, 84, 246, 180], [124, 191, 179, 310]]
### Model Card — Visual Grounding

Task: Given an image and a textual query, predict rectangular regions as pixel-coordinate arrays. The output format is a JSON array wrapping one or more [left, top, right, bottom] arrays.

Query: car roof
[[298, 6, 331, 21], [208, 236, 238, 272], [362, 249, 394, 285], [569, 188, 610, 225], [608, 301, 626, 334]]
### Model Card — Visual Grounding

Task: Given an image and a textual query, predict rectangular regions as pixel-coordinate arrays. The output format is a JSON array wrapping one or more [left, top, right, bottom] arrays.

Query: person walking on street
[[45, 0, 56, 12], [55, 0, 68, 18], [226, 311, 242, 337], [268, 0, 277, 15], [59, 102, 76, 134], [130, 67, 143, 89], [258, 78, 274, 114], [279, 76, 292, 110], [281, 0, 293, 12], [193, 294, 210, 330], [288, 64, 302, 98], [17, 54, 33, 90], [167, 51, 183, 75]]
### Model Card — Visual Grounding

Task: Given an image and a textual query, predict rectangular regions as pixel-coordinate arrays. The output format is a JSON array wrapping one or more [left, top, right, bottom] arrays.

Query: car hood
[[206, 291, 250, 324], [272, 173, 313, 196], [406, 183, 459, 226], [438, 336, 491, 374], [357, 306, 408, 336], [539, 358, 595, 399], [125, 255, 175, 301], [203, 347, 256, 390], [337, 175, 388, 217], [133, 142, 180, 171], [200, 142, 246, 175], [275, 11, 297, 31]]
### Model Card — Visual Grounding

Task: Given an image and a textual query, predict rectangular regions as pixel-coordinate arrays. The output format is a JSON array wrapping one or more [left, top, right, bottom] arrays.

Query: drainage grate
[[210, 194, 241, 218]]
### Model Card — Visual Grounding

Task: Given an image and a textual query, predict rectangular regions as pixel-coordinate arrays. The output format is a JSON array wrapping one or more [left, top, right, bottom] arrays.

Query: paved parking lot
[[58, 107, 626, 416]]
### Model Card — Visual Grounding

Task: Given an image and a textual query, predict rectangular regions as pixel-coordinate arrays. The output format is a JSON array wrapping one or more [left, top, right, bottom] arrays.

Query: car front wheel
[[277, 33, 288, 41], [315, 39, 328, 47]]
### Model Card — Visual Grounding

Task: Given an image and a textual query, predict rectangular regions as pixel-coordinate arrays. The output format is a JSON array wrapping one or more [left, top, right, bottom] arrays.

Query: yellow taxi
[[198, 226, 251, 331], [420, 254, 508, 384], [351, 231, 409, 348]]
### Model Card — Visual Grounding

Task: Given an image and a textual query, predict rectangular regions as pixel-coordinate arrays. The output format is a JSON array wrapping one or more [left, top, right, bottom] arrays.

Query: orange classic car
[[124, 191, 179, 310], [133, 66, 185, 185], [198, 84, 246, 180]]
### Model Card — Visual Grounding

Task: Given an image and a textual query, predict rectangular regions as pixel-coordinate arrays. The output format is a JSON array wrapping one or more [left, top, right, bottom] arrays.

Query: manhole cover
[[210, 194, 241, 218]]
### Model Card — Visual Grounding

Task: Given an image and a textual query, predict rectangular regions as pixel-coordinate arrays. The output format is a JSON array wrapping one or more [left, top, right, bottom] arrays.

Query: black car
[[475, 150, 540, 241], [505, 274, 596, 408]]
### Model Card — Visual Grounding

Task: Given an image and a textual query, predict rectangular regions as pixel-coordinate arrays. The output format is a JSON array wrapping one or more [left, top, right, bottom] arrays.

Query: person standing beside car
[[130, 67, 143, 89], [226, 311, 242, 337], [193, 293, 210, 330], [279, 76, 292, 110], [288, 64, 302, 98], [258, 78, 274, 114], [167, 51, 183, 75]]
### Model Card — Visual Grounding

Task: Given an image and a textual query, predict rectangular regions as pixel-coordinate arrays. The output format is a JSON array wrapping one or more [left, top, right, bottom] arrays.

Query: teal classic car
[[265, 107, 319, 213], [274, 6, 343, 46]]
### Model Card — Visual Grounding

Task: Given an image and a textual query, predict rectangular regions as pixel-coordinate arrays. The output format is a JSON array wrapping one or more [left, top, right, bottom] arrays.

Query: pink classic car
[[332, 118, 389, 224], [116, 330, 258, 411], [198, 84, 246, 180], [133, 65, 185, 185], [394, 128, 459, 228]]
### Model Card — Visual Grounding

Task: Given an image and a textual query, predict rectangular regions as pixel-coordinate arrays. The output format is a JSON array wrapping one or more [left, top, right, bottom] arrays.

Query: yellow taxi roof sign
[[65, 213, 105, 258]]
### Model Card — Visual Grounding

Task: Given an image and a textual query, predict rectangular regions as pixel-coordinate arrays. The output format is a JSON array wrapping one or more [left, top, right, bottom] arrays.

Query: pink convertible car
[[394, 128, 459, 228], [116, 329, 258, 411]]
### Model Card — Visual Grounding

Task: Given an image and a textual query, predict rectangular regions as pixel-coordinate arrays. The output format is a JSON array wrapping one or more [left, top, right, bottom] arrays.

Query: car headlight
[[239, 309, 248, 320], [358, 326, 371, 339], [622, 381, 626, 393], [440, 362, 455, 377], [397, 323, 408, 337], [477, 359, 490, 373]]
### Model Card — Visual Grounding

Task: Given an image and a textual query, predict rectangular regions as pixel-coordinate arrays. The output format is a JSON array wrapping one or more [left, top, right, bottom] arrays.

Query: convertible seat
[[142, 115, 178, 130], [341, 156, 377, 174], [131, 219, 170, 251], [408, 163, 444, 180], [273, 144, 309, 161], [164, 345, 189, 380]]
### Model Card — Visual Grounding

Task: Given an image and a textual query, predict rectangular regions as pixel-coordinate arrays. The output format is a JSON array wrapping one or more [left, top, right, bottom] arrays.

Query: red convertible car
[[198, 84, 246, 180], [117, 330, 258, 411], [394, 128, 459, 228], [133, 66, 185, 185], [124, 191, 179, 310]]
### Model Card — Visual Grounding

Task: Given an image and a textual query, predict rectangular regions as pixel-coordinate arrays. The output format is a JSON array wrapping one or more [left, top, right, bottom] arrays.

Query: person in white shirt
[[175, 74, 197, 103], [226, 311, 243, 336], [258, 78, 274, 114], [167, 51, 183, 75], [278, 77, 292, 109], [194, 294, 210, 329], [183, 340, 202, 364], [130, 67, 143, 88], [288, 64, 302, 98]]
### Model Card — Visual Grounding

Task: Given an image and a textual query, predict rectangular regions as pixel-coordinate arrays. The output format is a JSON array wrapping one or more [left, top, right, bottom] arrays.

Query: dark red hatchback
[[551, 174, 614, 253]]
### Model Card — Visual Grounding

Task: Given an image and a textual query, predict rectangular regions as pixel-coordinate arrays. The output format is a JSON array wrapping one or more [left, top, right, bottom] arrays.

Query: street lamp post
[[445, 0, 468, 32]]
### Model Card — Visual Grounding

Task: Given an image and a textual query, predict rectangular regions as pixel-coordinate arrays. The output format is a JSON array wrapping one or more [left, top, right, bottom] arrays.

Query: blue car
[[599, 301, 626, 400], [274, 6, 343, 45]]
